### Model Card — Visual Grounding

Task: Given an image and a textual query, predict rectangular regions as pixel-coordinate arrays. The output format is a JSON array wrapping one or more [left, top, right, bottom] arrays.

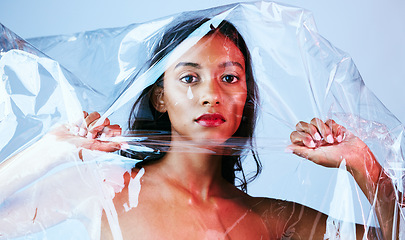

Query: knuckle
[[290, 131, 296, 140], [290, 131, 300, 141], [304, 135, 313, 143], [325, 119, 335, 128], [296, 121, 306, 129], [90, 112, 100, 118], [310, 117, 323, 127], [308, 124, 317, 133]]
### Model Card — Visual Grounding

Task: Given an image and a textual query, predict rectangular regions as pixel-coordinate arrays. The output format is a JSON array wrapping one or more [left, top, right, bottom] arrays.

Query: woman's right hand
[[49, 111, 123, 154], [0, 112, 122, 236]]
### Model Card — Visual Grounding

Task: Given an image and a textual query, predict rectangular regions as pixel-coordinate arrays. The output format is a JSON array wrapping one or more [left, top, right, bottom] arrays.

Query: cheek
[[166, 90, 196, 110], [226, 92, 247, 122], [163, 84, 185, 107], [233, 88, 248, 112], [164, 90, 195, 126]]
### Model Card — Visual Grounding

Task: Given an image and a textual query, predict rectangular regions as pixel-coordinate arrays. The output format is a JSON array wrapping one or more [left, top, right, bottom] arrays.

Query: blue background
[[1, 0, 404, 124]]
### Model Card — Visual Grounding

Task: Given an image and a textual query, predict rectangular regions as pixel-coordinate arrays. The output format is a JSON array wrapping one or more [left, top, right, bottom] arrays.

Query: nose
[[200, 78, 221, 106]]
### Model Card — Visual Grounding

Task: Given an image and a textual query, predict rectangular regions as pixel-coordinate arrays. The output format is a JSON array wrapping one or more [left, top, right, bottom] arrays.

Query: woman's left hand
[[289, 118, 396, 240], [288, 118, 372, 172]]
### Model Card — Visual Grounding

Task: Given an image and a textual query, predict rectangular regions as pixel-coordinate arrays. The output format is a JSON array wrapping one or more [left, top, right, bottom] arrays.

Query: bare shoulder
[[219, 185, 298, 216], [245, 196, 328, 239], [247, 196, 325, 219], [245, 196, 297, 221]]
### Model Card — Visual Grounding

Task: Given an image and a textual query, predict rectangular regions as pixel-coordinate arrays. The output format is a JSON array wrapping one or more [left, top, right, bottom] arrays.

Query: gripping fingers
[[310, 118, 334, 144], [84, 112, 112, 139], [292, 118, 344, 150], [99, 125, 122, 139], [325, 119, 346, 143], [87, 119, 110, 138], [82, 139, 122, 152], [296, 121, 322, 141], [290, 131, 316, 148], [85, 112, 101, 128], [83, 111, 89, 118]]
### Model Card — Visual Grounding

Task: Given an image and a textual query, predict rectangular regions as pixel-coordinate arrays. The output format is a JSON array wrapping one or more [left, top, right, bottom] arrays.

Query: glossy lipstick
[[195, 113, 225, 127]]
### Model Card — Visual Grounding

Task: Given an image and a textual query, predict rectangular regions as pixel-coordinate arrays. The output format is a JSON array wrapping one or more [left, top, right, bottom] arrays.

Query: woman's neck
[[153, 143, 226, 201]]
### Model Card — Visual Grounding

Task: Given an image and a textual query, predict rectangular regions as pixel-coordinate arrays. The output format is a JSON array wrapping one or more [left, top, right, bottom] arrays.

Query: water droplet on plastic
[[187, 86, 194, 99]]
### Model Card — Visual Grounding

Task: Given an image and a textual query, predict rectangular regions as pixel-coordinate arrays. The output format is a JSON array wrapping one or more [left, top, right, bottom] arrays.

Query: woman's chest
[[102, 195, 273, 239]]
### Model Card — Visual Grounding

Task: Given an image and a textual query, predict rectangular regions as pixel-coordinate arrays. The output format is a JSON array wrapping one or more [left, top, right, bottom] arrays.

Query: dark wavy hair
[[124, 18, 261, 192]]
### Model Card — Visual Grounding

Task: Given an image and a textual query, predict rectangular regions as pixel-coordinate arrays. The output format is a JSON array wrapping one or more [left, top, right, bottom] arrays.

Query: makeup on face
[[160, 33, 247, 143], [195, 113, 226, 127]]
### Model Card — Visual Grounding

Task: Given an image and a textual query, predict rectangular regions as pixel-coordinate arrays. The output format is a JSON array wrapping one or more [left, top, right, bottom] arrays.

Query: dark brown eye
[[180, 75, 198, 83], [222, 75, 238, 83]]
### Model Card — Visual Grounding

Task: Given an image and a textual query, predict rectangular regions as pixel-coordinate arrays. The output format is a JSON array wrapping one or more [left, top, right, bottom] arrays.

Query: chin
[[193, 134, 231, 146]]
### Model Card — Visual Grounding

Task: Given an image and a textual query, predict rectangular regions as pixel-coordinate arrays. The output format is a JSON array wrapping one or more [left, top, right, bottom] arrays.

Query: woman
[[98, 19, 395, 239], [0, 19, 397, 239], [123, 18, 261, 193]]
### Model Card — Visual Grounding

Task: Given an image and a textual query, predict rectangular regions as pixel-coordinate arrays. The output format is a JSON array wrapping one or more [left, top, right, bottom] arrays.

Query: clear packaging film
[[0, 1, 404, 239]]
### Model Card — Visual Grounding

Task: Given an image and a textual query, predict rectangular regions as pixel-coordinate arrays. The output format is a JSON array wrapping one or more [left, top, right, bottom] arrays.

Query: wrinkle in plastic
[[0, 1, 404, 239]]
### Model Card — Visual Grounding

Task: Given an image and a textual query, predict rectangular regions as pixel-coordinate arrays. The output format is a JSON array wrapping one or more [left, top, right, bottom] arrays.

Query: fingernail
[[336, 135, 343, 143], [309, 140, 316, 148], [78, 128, 87, 137], [326, 135, 334, 144], [314, 132, 322, 141], [87, 132, 94, 139]]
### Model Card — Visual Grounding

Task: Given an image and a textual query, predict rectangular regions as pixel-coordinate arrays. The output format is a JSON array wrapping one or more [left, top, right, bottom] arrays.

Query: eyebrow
[[218, 61, 244, 70], [174, 62, 201, 69], [175, 61, 244, 71]]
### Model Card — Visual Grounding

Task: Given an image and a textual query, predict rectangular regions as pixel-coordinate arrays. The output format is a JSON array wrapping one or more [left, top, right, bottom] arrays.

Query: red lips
[[195, 113, 226, 127]]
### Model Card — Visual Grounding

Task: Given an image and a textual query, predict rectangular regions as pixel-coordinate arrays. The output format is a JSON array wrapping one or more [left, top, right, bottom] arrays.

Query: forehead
[[169, 33, 245, 68]]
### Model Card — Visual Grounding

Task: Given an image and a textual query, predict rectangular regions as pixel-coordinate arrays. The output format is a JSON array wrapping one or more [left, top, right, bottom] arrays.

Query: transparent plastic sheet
[[0, 1, 404, 239]]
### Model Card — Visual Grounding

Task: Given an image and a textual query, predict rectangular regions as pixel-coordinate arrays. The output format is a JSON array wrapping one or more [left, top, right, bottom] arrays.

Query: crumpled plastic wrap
[[0, 1, 404, 239]]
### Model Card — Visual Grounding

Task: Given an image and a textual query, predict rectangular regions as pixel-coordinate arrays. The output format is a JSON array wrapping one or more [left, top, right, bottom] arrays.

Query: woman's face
[[157, 32, 247, 144]]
